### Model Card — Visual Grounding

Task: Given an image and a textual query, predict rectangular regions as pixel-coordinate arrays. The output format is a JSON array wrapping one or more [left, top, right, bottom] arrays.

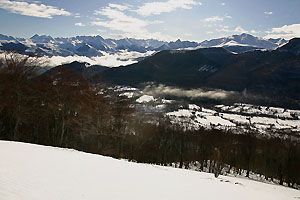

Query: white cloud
[[216, 25, 229, 32], [93, 7, 150, 33], [143, 84, 237, 100], [234, 26, 248, 34], [184, 33, 192, 36], [204, 16, 223, 22], [204, 14, 232, 23], [250, 30, 259, 34], [75, 22, 85, 27], [225, 14, 232, 19], [264, 11, 273, 15], [216, 26, 248, 34], [0, 0, 71, 18], [203, 24, 214, 28], [93, 6, 174, 41], [97, 29, 107, 33], [136, 0, 202, 16], [264, 24, 300, 39], [108, 3, 129, 11], [216, 28, 229, 32], [74, 13, 81, 18]]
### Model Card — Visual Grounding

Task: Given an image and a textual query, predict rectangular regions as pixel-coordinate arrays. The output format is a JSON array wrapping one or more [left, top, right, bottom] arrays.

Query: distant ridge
[[0, 33, 288, 57]]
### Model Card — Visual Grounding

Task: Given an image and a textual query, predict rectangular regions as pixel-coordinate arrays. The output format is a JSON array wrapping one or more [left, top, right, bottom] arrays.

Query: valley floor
[[0, 140, 299, 200]]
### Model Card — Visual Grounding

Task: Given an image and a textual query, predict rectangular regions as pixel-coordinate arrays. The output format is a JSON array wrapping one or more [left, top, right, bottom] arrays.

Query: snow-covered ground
[[216, 103, 300, 119], [136, 95, 156, 103], [114, 86, 300, 136], [166, 106, 300, 134], [0, 141, 299, 200]]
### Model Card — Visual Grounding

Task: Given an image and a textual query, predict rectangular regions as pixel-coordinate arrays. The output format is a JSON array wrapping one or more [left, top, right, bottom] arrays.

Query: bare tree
[[0, 52, 46, 139]]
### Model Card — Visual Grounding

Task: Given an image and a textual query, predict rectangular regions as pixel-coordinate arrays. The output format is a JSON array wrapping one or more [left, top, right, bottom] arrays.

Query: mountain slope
[[101, 39, 300, 101], [200, 33, 287, 49], [103, 48, 234, 87], [1, 141, 299, 200], [155, 39, 199, 51], [277, 38, 300, 56], [206, 49, 300, 100], [40, 61, 109, 83]]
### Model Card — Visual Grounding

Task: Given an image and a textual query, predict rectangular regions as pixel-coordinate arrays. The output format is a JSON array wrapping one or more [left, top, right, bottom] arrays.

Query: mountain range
[[2, 32, 299, 106], [43, 38, 299, 107], [0, 33, 287, 57], [102, 39, 300, 94]]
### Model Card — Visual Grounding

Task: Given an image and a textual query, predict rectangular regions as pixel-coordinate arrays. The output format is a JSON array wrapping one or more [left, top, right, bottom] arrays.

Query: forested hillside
[[0, 53, 299, 188]]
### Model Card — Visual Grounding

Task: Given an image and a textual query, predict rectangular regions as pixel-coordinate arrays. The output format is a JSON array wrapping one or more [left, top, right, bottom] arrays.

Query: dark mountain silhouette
[[101, 39, 300, 101], [40, 38, 300, 105], [42, 61, 109, 82]]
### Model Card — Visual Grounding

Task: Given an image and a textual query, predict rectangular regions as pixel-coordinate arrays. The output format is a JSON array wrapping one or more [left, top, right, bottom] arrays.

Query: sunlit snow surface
[[0, 141, 299, 200], [136, 95, 156, 103]]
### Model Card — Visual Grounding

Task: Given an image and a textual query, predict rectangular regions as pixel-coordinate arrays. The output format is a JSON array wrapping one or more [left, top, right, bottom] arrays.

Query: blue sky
[[0, 0, 299, 41]]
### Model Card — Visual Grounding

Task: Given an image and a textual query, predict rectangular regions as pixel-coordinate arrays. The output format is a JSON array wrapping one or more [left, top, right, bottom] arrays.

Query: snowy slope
[[200, 33, 287, 49], [0, 141, 299, 200]]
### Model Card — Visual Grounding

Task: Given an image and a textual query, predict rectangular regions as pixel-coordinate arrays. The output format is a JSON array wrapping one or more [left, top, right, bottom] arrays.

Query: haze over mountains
[[0, 33, 287, 57]]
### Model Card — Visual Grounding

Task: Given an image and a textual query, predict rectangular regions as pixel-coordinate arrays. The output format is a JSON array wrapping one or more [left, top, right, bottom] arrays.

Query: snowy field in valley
[[111, 86, 300, 136], [166, 104, 300, 134], [0, 141, 299, 200]]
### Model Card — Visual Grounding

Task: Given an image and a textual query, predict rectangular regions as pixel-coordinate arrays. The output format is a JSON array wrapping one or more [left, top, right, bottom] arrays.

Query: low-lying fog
[[0, 50, 155, 68], [47, 50, 155, 67], [143, 84, 238, 100]]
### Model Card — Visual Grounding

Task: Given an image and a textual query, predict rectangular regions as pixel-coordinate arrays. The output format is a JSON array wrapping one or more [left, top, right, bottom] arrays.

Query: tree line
[[0, 53, 299, 189], [0, 53, 134, 148]]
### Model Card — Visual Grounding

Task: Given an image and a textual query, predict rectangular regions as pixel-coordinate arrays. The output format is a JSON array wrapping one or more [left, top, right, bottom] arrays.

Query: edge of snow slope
[[0, 140, 299, 200]]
